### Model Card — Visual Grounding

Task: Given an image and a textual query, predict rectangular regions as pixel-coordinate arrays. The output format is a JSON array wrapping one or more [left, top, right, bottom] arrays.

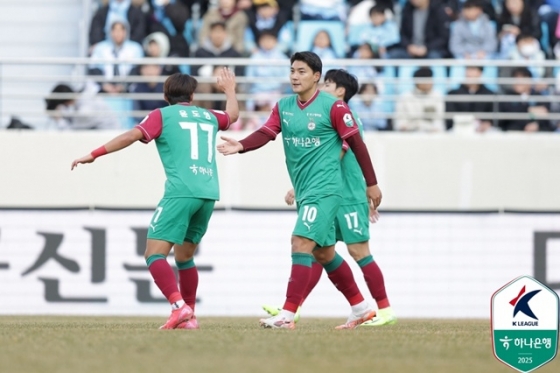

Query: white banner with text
[[0, 210, 559, 318]]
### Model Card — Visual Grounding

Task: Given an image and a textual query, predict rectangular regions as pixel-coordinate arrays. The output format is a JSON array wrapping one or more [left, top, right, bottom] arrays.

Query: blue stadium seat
[[448, 65, 498, 92], [347, 23, 370, 46], [295, 21, 346, 57], [104, 97, 134, 129], [278, 21, 295, 53], [377, 66, 396, 113], [396, 65, 448, 95]]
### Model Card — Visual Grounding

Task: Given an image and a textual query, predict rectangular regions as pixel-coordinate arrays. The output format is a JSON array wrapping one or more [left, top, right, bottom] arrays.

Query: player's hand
[[217, 136, 243, 155], [369, 208, 380, 224], [216, 67, 236, 94], [71, 154, 95, 170], [285, 189, 295, 205], [366, 184, 382, 210]]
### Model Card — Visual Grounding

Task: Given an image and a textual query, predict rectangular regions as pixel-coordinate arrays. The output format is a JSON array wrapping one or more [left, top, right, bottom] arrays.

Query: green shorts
[[335, 202, 370, 244], [292, 195, 341, 248], [147, 197, 216, 245]]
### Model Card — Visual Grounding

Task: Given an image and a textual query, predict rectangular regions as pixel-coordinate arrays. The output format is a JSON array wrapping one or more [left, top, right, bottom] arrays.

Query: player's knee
[[291, 235, 315, 253], [313, 246, 335, 264], [347, 242, 370, 262]]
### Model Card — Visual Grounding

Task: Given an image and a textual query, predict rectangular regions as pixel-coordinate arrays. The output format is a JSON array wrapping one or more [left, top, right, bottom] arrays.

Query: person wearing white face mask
[[509, 34, 546, 78]]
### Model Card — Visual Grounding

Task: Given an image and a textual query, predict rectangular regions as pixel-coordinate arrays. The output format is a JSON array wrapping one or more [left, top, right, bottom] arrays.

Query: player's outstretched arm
[[71, 128, 144, 170], [217, 136, 244, 155], [215, 67, 239, 124]]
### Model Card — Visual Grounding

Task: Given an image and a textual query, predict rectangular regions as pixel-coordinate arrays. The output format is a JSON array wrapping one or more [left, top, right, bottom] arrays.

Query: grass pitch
[[0, 317, 558, 373]]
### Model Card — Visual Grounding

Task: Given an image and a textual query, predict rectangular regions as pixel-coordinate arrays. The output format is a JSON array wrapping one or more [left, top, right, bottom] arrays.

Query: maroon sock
[[283, 253, 313, 313], [147, 255, 181, 304], [300, 261, 323, 306], [325, 254, 364, 306], [361, 260, 390, 309], [178, 267, 198, 312]]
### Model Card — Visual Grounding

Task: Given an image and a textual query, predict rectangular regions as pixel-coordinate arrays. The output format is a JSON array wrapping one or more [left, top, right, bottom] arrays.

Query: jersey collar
[[297, 90, 319, 110]]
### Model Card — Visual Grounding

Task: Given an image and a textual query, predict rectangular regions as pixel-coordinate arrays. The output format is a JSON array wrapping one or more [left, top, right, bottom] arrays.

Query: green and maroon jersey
[[136, 103, 230, 200]]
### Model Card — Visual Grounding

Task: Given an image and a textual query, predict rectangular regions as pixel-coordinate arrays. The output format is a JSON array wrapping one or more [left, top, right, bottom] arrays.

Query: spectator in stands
[[350, 83, 388, 131], [394, 67, 445, 132], [198, 0, 248, 54], [45, 83, 120, 130], [441, 0, 496, 21], [449, 0, 497, 59], [141, 32, 181, 75], [148, 0, 190, 57], [299, 0, 348, 21], [311, 30, 338, 59], [497, 0, 542, 58], [129, 63, 167, 121], [357, 4, 400, 58], [550, 76, 560, 131], [89, 20, 144, 94], [498, 67, 554, 132], [89, 0, 147, 47], [194, 22, 242, 109], [507, 34, 546, 78], [246, 0, 288, 47], [347, 43, 380, 79], [446, 66, 496, 131], [246, 30, 288, 110], [389, 0, 449, 59], [194, 21, 243, 76]]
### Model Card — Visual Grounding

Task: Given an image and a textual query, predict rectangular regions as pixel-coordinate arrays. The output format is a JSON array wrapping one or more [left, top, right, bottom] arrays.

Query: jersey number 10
[[180, 122, 214, 162]]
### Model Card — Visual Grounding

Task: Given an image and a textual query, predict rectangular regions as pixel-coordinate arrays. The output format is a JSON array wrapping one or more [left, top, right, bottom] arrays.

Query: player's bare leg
[[173, 241, 200, 329], [259, 235, 316, 329], [313, 246, 376, 329], [145, 239, 193, 329], [347, 241, 396, 326]]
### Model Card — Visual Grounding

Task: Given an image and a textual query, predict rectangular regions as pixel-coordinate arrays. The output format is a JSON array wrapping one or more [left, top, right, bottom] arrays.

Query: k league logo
[[491, 276, 559, 373], [510, 286, 541, 326]]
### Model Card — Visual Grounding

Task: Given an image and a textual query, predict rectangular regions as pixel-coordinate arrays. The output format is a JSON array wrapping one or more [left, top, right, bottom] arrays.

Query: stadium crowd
[[43, 0, 560, 132]]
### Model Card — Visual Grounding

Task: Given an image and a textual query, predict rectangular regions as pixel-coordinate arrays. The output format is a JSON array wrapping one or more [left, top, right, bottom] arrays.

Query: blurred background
[[0, 0, 559, 319]]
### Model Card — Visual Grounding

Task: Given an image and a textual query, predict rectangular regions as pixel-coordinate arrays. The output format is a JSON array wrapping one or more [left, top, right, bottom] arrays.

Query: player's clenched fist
[[367, 184, 382, 210], [217, 136, 243, 155], [285, 189, 295, 205]]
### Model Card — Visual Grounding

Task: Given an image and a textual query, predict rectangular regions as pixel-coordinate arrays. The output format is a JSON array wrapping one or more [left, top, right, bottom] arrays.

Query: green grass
[[0, 317, 558, 373]]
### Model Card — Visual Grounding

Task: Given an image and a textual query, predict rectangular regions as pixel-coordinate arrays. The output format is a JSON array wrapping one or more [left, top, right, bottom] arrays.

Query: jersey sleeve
[[260, 103, 282, 138], [135, 109, 163, 143], [209, 109, 231, 131], [330, 100, 360, 139], [342, 140, 349, 151]]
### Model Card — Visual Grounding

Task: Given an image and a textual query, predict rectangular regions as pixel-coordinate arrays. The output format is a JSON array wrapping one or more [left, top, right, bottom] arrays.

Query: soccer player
[[217, 52, 382, 329], [263, 69, 396, 326], [71, 69, 238, 330]]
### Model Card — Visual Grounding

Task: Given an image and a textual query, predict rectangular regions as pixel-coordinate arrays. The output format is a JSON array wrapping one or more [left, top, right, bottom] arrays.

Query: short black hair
[[516, 33, 536, 44], [413, 67, 433, 78], [290, 51, 323, 77], [164, 73, 198, 104], [466, 65, 484, 72], [324, 69, 359, 103], [369, 4, 385, 16], [359, 83, 378, 95], [258, 29, 277, 42], [463, 0, 483, 9], [209, 21, 227, 31], [46, 84, 74, 110], [511, 67, 532, 78]]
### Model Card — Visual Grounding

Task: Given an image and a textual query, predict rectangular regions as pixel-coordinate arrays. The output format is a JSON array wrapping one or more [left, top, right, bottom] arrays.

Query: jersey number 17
[[180, 122, 214, 162]]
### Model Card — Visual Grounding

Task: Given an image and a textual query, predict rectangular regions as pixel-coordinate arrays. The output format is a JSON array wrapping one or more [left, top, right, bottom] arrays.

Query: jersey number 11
[[180, 121, 214, 162]]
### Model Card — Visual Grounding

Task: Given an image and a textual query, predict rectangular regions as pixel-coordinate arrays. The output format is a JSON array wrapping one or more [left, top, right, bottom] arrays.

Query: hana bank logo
[[510, 285, 541, 326]]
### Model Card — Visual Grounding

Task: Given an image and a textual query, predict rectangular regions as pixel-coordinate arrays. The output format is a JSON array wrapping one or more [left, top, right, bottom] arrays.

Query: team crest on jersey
[[307, 122, 316, 131], [343, 113, 354, 127]]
